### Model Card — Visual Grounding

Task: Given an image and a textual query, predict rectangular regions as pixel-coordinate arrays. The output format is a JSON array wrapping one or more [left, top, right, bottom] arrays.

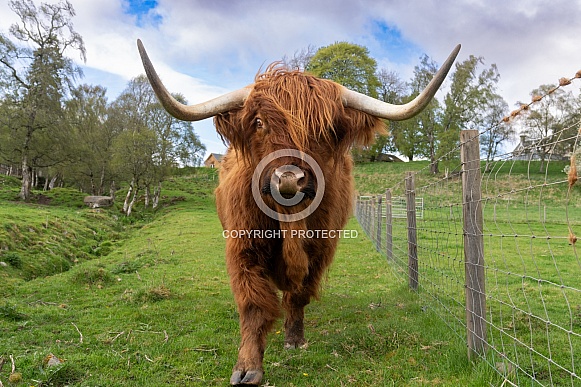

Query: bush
[[71, 265, 114, 287], [0, 303, 28, 321], [3, 251, 22, 268], [111, 260, 143, 274], [134, 284, 172, 303]]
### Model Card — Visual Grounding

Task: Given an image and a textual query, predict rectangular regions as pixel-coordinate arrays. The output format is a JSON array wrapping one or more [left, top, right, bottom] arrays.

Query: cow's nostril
[[297, 176, 305, 187]]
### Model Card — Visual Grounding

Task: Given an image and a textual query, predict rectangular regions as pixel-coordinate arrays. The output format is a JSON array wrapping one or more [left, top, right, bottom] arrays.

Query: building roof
[[205, 153, 224, 162]]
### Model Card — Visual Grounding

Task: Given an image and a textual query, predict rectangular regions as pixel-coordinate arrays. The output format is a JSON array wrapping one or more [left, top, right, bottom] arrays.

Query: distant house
[[204, 153, 224, 168], [512, 135, 567, 161]]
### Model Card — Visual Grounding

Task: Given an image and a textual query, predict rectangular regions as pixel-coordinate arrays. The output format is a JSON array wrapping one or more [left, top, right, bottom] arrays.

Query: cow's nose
[[273, 166, 305, 197]]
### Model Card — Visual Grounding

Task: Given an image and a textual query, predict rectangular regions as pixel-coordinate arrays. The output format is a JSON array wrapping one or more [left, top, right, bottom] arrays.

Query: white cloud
[[1, 0, 580, 156]]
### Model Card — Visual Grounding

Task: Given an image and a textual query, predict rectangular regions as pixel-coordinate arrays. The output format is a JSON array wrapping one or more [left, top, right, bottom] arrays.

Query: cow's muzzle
[[274, 166, 305, 198], [261, 165, 315, 205]]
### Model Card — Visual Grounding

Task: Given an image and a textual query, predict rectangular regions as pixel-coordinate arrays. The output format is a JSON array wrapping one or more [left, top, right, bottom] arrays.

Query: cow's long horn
[[341, 44, 461, 121], [137, 39, 251, 121]]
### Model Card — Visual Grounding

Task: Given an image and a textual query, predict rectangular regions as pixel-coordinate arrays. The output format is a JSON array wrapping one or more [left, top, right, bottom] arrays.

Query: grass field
[[2, 161, 575, 386], [356, 158, 581, 387]]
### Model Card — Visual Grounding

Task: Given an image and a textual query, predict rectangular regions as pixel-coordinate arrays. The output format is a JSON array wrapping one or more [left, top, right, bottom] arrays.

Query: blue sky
[[1, 0, 580, 158], [124, 0, 161, 26]]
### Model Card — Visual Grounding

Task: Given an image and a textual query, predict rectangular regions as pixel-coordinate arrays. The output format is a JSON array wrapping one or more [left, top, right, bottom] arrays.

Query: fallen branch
[[193, 348, 218, 353], [111, 331, 125, 342], [71, 322, 83, 344]]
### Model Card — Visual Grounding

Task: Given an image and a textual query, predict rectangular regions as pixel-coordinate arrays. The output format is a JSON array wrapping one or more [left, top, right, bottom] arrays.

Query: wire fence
[[354, 78, 581, 386]]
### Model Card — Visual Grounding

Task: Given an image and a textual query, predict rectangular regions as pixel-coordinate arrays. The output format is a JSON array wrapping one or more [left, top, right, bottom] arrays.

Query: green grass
[[357, 158, 581, 387], [2, 161, 576, 386], [0, 211, 498, 386]]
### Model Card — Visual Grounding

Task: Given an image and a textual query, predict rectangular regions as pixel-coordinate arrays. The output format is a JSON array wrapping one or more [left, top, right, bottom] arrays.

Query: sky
[[1, 0, 580, 159]]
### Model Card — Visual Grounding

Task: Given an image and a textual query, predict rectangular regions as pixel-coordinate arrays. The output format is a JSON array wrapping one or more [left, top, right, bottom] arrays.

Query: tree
[[64, 84, 117, 194], [282, 45, 316, 71], [479, 94, 514, 166], [110, 76, 206, 215], [109, 76, 157, 215], [404, 54, 442, 172], [144, 92, 205, 207], [521, 84, 572, 172], [439, 56, 503, 162], [307, 42, 382, 161], [0, 0, 85, 200], [374, 68, 407, 159], [306, 42, 380, 97], [176, 125, 206, 167]]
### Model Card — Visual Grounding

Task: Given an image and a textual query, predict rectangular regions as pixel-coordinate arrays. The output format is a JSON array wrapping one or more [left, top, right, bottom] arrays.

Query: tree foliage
[[520, 84, 573, 172], [439, 55, 505, 161], [109, 75, 206, 215], [0, 0, 85, 200], [64, 84, 115, 195], [307, 42, 380, 97], [0, 1, 206, 213]]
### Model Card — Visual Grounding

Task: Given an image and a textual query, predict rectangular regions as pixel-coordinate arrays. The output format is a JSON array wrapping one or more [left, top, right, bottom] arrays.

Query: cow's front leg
[[229, 264, 280, 385], [282, 290, 310, 349]]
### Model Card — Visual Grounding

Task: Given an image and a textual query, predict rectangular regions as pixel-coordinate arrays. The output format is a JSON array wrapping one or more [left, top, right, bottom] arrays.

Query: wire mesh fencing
[[355, 121, 581, 386]]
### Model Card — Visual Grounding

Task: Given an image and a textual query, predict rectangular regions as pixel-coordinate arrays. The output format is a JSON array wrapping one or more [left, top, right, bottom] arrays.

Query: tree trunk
[[126, 186, 140, 217], [48, 174, 59, 190], [428, 130, 438, 174], [98, 164, 106, 196], [89, 171, 97, 195], [430, 160, 439, 174], [19, 156, 31, 201], [123, 178, 134, 214], [144, 183, 150, 208], [109, 180, 116, 201], [31, 168, 37, 189], [152, 181, 162, 209], [539, 153, 546, 173], [19, 114, 36, 201]]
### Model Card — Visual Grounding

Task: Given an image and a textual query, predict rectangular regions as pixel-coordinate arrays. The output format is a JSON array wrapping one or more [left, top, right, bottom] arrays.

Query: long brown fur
[[213, 63, 385, 385]]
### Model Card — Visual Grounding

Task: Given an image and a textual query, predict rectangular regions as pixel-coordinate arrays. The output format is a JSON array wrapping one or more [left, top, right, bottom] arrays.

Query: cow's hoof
[[284, 339, 307, 350], [230, 369, 263, 385]]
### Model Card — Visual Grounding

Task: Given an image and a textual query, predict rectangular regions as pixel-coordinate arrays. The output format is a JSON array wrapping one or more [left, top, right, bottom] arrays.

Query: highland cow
[[138, 40, 460, 385]]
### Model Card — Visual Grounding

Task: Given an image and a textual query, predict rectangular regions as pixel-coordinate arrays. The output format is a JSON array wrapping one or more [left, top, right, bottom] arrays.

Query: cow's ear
[[335, 110, 387, 150], [214, 110, 249, 155]]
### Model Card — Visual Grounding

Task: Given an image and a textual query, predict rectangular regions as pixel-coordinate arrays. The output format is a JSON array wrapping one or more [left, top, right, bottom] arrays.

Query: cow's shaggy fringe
[[215, 63, 386, 161]]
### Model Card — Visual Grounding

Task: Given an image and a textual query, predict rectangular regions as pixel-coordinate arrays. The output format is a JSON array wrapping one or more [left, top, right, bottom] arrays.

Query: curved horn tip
[[449, 44, 461, 62]]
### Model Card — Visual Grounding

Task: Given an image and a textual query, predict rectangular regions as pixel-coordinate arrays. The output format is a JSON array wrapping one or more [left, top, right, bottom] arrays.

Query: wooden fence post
[[376, 195, 382, 252], [405, 172, 418, 291], [371, 197, 376, 238], [367, 199, 372, 235], [385, 189, 393, 260], [461, 130, 487, 359]]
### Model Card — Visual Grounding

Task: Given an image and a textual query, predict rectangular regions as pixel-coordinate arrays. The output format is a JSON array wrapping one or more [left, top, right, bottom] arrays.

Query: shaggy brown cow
[[138, 40, 460, 385]]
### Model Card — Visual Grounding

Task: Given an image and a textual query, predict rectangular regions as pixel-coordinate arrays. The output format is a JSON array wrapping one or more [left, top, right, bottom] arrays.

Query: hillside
[[0, 162, 540, 386]]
